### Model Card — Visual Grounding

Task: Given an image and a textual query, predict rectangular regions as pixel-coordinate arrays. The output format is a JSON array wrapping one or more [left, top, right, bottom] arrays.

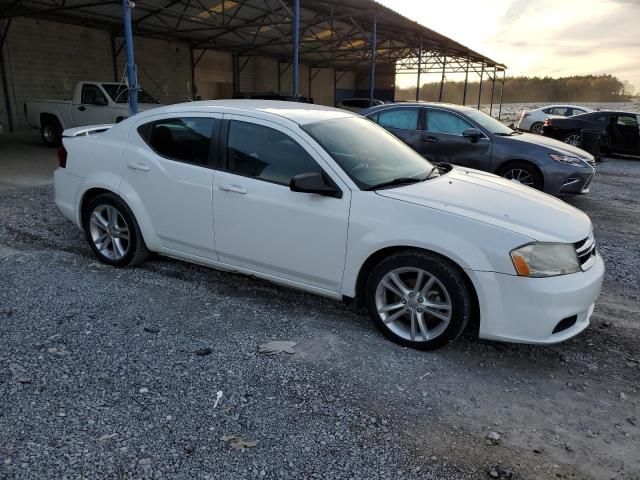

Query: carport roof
[[0, 0, 505, 72]]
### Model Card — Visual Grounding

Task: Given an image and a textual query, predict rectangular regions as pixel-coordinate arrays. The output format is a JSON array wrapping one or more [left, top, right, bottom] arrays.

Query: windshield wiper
[[494, 131, 521, 136], [365, 175, 427, 191]]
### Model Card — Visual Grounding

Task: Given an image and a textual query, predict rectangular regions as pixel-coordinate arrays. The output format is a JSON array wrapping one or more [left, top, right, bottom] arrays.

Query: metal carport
[[0, 0, 506, 132]]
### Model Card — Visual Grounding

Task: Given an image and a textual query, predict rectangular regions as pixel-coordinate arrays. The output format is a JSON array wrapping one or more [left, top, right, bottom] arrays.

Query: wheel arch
[[40, 112, 63, 130], [494, 159, 545, 190], [351, 246, 480, 331]]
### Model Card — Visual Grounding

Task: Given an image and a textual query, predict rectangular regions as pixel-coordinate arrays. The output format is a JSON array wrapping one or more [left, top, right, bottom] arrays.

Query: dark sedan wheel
[[530, 122, 543, 134], [365, 251, 472, 351], [497, 161, 544, 190], [563, 133, 581, 147]]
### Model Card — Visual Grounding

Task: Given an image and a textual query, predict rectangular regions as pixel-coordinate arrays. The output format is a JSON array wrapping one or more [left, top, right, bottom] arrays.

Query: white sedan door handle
[[219, 184, 247, 194], [127, 162, 150, 172]]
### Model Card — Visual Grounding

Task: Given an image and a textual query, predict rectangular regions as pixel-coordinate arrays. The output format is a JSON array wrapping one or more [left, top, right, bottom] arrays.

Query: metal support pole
[[110, 34, 119, 82], [0, 19, 13, 134], [232, 54, 240, 97], [292, 0, 300, 97], [122, 0, 138, 114], [498, 69, 506, 120], [489, 67, 496, 116], [477, 63, 484, 110], [369, 13, 377, 106], [438, 50, 447, 102], [415, 35, 422, 101], [190, 48, 196, 100], [462, 57, 469, 105], [333, 69, 337, 106]]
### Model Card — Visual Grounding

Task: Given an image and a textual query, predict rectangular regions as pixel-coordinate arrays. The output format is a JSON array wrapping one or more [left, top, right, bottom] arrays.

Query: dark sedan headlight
[[549, 153, 590, 168]]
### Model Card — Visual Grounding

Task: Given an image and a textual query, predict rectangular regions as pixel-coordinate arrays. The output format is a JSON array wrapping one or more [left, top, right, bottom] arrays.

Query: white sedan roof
[[148, 100, 356, 126]]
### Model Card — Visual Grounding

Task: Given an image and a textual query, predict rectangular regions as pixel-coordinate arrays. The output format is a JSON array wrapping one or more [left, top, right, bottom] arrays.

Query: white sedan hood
[[376, 167, 592, 243]]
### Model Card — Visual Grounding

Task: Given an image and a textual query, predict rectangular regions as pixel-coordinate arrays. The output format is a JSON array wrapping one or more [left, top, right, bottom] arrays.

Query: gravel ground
[[0, 156, 639, 480]]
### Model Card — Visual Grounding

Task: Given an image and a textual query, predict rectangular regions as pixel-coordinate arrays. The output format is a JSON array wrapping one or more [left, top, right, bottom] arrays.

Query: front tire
[[365, 251, 472, 351], [82, 193, 149, 267], [497, 161, 544, 190]]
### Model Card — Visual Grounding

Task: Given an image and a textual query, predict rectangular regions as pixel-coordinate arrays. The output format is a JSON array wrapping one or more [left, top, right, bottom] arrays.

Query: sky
[[377, 0, 640, 90]]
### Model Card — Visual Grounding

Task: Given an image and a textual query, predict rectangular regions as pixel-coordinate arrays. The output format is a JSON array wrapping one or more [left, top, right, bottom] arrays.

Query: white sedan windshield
[[303, 117, 433, 189]]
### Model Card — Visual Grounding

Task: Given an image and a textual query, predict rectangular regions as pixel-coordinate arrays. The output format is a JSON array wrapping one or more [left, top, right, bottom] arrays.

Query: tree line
[[396, 74, 637, 104]]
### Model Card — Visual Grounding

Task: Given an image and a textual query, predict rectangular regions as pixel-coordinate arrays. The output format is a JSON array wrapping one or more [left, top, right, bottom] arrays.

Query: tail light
[[57, 145, 67, 168], [522, 112, 530, 118], [544, 118, 552, 126]]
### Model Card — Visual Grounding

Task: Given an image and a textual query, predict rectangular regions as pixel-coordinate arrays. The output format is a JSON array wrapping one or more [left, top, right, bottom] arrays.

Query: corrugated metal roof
[[0, 0, 505, 71]]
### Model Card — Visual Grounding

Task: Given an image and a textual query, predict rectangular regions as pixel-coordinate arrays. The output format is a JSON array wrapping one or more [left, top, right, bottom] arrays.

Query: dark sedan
[[542, 110, 640, 156], [363, 103, 596, 196]]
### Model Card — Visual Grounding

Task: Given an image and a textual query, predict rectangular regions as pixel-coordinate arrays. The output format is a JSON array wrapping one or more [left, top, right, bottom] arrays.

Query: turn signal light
[[57, 145, 67, 168], [511, 252, 532, 276]]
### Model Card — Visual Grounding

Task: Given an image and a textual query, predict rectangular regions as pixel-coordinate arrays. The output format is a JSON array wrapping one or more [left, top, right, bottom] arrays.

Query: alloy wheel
[[374, 267, 452, 342], [564, 134, 581, 147], [503, 168, 534, 187], [89, 205, 131, 261], [531, 123, 543, 134]]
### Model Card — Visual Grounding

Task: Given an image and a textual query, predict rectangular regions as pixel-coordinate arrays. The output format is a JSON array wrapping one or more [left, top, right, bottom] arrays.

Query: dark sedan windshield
[[464, 109, 514, 135], [302, 116, 433, 190]]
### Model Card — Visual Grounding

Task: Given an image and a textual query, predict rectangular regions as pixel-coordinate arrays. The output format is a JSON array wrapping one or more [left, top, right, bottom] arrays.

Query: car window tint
[[427, 110, 472, 135], [81, 85, 107, 106], [542, 108, 552, 114], [550, 107, 570, 116], [377, 108, 419, 130], [226, 121, 321, 186], [139, 117, 214, 165], [616, 115, 639, 127]]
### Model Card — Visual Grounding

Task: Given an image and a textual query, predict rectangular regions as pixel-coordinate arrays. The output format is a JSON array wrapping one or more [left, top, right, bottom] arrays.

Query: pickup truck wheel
[[41, 119, 62, 147], [82, 193, 149, 267], [365, 251, 472, 351]]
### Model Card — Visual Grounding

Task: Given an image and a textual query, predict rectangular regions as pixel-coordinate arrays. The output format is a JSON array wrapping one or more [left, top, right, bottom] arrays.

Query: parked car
[[248, 92, 313, 103], [517, 104, 593, 134], [336, 98, 385, 113], [25, 81, 161, 147], [363, 102, 596, 196], [54, 100, 603, 351], [542, 111, 640, 156]]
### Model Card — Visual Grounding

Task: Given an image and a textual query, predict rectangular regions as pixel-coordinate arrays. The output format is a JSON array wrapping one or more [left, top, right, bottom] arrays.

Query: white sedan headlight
[[510, 243, 580, 277], [549, 153, 590, 168]]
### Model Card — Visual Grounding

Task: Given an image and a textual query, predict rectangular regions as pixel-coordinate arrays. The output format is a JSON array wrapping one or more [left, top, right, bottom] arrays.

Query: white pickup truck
[[25, 81, 161, 146]]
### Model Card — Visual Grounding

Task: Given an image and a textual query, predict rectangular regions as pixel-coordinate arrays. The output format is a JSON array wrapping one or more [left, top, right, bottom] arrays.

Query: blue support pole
[[122, 0, 138, 114], [369, 14, 377, 106], [292, 0, 300, 97]]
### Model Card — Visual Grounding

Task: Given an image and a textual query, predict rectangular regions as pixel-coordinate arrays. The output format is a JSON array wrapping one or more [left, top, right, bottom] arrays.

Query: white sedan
[[517, 104, 593, 134], [54, 101, 604, 350]]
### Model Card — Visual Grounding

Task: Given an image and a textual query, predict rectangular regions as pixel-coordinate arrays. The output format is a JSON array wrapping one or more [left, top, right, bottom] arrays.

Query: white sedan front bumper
[[468, 253, 604, 344]]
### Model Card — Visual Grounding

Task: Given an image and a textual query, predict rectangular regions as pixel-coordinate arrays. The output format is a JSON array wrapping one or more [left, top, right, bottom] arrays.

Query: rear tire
[[365, 251, 472, 351], [82, 193, 149, 268], [563, 132, 581, 147], [530, 122, 543, 134], [497, 161, 544, 190], [41, 117, 62, 147]]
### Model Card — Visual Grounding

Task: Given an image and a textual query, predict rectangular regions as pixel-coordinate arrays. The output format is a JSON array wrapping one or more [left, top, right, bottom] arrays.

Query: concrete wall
[[114, 36, 192, 105], [0, 16, 368, 133], [193, 49, 233, 100], [1, 17, 114, 130]]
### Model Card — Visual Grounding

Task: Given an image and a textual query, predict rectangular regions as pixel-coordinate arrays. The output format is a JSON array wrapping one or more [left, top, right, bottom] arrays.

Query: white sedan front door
[[212, 116, 351, 294], [121, 114, 220, 259]]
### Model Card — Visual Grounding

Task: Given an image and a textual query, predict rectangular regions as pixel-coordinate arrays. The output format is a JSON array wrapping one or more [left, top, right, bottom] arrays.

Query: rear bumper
[[53, 168, 84, 228], [469, 253, 604, 344]]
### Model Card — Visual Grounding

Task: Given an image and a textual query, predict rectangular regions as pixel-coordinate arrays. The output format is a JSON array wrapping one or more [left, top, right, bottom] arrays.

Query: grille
[[574, 234, 596, 270]]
